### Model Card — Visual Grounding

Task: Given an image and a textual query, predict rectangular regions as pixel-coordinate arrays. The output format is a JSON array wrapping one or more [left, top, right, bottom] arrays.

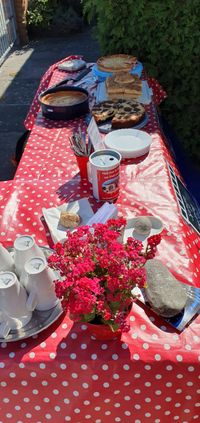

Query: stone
[[133, 216, 152, 236], [145, 259, 188, 317]]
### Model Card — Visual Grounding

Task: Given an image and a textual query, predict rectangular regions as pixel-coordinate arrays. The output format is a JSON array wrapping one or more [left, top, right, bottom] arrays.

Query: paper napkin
[[42, 198, 94, 243], [86, 203, 118, 226]]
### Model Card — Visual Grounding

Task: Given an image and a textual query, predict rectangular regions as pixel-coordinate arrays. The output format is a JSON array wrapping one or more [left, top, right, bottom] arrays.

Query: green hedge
[[27, 0, 83, 34], [83, 0, 200, 163]]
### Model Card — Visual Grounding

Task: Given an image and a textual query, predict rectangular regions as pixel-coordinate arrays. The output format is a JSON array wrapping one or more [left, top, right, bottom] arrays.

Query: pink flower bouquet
[[48, 218, 161, 333]]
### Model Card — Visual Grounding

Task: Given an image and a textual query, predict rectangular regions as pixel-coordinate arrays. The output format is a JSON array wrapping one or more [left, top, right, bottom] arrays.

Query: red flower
[[48, 218, 162, 332], [147, 234, 162, 247]]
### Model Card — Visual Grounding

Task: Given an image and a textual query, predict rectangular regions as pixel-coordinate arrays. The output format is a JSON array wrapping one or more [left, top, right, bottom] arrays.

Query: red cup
[[75, 155, 89, 179]]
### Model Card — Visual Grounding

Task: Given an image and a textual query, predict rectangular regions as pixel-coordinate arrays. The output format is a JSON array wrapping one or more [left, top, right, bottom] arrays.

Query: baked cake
[[106, 72, 142, 100], [41, 91, 87, 107], [92, 99, 145, 129], [97, 54, 137, 73]]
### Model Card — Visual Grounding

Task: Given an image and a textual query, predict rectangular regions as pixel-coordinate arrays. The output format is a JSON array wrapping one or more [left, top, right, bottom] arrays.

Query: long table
[[0, 56, 200, 423]]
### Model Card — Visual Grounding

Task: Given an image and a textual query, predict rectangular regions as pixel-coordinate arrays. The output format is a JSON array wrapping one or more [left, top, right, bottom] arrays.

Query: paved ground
[[0, 27, 100, 181]]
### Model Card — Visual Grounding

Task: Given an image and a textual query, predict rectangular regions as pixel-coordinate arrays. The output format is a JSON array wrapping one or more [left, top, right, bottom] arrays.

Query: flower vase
[[87, 322, 121, 341]]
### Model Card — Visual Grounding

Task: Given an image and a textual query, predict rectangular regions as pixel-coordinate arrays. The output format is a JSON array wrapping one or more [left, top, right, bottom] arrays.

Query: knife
[[51, 67, 92, 89]]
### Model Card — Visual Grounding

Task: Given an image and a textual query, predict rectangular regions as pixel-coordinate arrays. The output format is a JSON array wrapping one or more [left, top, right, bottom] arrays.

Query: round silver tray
[[0, 246, 64, 343]]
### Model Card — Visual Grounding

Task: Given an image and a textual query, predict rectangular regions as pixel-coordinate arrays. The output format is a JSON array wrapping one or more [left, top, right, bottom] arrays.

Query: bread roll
[[59, 211, 81, 228]]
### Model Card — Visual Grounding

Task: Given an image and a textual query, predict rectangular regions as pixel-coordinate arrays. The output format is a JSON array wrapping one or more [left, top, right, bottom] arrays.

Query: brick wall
[[14, 0, 29, 44]]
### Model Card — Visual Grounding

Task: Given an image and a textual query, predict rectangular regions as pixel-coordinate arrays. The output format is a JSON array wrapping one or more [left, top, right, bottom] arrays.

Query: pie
[[97, 54, 137, 73], [91, 101, 116, 123], [92, 99, 145, 129], [106, 72, 142, 100], [41, 91, 87, 107]]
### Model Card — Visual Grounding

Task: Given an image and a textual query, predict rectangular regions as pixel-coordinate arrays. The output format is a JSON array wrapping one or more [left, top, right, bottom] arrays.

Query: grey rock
[[145, 259, 187, 317]]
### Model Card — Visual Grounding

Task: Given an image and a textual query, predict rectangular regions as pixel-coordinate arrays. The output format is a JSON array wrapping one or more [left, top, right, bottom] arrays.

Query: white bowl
[[104, 128, 152, 158]]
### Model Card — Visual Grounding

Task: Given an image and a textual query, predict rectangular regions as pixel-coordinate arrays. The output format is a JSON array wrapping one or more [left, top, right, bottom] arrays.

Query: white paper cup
[[14, 235, 45, 277], [0, 243, 15, 272], [0, 271, 32, 338], [24, 257, 59, 311]]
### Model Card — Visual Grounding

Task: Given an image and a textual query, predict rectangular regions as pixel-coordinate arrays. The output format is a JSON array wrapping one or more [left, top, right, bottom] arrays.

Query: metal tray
[[0, 246, 63, 343]]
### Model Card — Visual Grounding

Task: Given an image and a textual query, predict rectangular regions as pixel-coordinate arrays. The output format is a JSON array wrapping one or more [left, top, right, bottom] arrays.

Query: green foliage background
[[82, 0, 200, 163], [27, 0, 83, 33]]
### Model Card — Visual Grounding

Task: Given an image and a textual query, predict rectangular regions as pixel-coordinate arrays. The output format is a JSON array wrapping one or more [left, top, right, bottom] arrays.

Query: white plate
[[123, 215, 163, 244], [104, 129, 152, 158]]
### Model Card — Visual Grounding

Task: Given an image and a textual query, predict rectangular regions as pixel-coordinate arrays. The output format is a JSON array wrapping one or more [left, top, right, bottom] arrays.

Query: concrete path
[[0, 27, 100, 181]]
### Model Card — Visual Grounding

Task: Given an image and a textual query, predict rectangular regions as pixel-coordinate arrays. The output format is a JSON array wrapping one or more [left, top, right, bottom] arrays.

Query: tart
[[91, 99, 145, 129], [97, 54, 137, 73], [91, 101, 116, 123]]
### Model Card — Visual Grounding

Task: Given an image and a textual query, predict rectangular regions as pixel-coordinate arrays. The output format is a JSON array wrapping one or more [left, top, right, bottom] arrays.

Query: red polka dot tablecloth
[[0, 57, 200, 423]]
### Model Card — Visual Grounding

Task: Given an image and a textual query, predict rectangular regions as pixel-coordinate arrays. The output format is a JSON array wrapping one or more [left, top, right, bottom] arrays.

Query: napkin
[[58, 59, 86, 71], [42, 198, 94, 244], [86, 203, 118, 226]]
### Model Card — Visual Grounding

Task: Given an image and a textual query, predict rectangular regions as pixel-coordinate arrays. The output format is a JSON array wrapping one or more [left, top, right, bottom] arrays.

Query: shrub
[[27, 0, 83, 33], [82, 0, 200, 163], [27, 0, 55, 28]]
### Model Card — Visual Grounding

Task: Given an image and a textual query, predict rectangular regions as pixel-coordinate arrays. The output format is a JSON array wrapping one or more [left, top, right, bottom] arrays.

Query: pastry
[[106, 73, 142, 100], [92, 99, 145, 129], [114, 72, 135, 84], [97, 54, 137, 73], [59, 211, 81, 228]]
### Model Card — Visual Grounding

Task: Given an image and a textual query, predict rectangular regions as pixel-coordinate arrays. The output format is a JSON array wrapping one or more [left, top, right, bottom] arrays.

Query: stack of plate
[[104, 128, 152, 158]]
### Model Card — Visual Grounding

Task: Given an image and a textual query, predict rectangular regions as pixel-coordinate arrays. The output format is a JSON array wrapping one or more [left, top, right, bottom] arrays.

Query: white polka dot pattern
[[0, 56, 200, 423]]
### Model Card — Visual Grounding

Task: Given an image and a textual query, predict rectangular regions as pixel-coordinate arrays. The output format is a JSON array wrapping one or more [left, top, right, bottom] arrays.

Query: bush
[[82, 0, 200, 163], [27, 0, 83, 34], [27, 0, 55, 28]]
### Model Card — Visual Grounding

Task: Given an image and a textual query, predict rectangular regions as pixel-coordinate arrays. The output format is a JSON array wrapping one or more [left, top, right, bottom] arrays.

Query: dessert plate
[[0, 247, 63, 343], [104, 128, 152, 158]]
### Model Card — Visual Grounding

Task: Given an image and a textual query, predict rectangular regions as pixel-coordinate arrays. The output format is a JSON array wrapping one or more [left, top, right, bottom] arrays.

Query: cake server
[[51, 67, 92, 89]]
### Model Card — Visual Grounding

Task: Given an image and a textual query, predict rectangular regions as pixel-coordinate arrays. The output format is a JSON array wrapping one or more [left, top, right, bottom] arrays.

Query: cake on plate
[[106, 72, 142, 100], [92, 99, 145, 129], [97, 54, 137, 73]]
